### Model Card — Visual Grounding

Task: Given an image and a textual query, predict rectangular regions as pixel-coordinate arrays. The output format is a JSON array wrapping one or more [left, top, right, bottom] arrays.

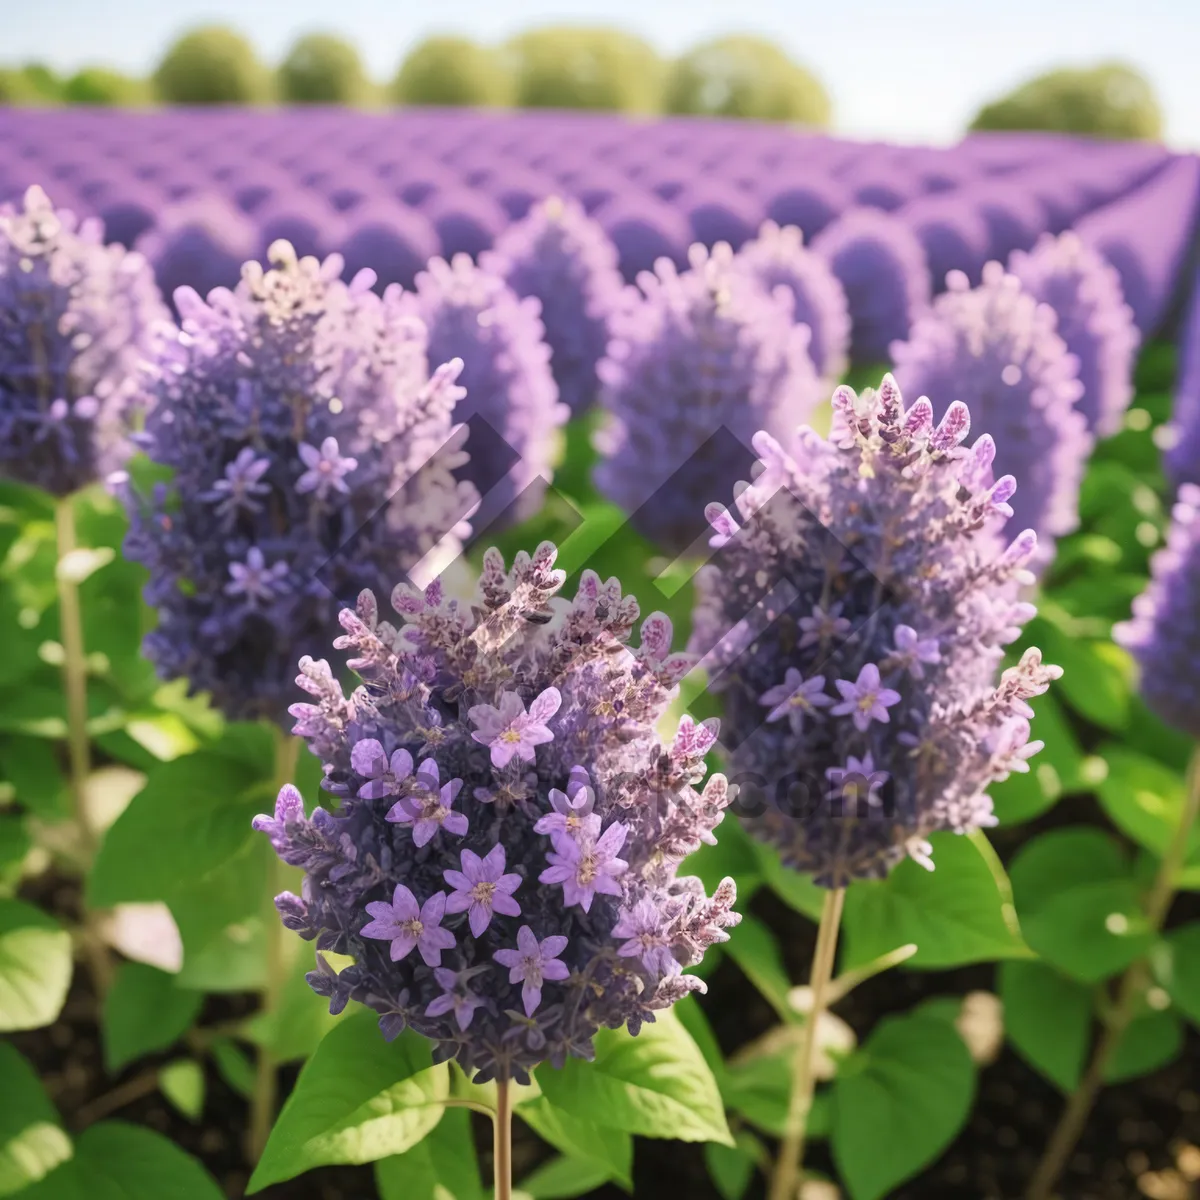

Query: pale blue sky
[[7, 0, 1199, 148]]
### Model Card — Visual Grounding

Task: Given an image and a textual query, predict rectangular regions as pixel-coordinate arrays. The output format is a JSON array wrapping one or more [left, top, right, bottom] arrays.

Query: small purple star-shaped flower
[[890, 625, 941, 679], [360, 885, 455, 966], [388, 758, 468, 847], [201, 447, 271, 520], [759, 669, 834, 733], [533, 772, 596, 839], [350, 739, 414, 801], [831, 662, 902, 732], [468, 687, 562, 769], [798, 603, 852, 649], [250, 783, 305, 849], [424, 967, 486, 1031], [444, 844, 522, 936], [296, 436, 358, 500], [539, 821, 628, 913], [612, 898, 680, 977], [493, 925, 570, 1016], [225, 547, 289, 603], [826, 753, 890, 812]]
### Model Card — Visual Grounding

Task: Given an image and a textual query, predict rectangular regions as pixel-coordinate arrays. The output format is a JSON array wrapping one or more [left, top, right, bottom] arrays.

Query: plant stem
[[769, 886, 845, 1200], [494, 1077, 513, 1200], [247, 728, 301, 1164], [1027, 746, 1200, 1200], [55, 494, 112, 996]]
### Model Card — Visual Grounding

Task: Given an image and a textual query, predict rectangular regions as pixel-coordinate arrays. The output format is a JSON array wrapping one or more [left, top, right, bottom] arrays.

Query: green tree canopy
[[278, 33, 371, 105], [62, 67, 149, 106], [391, 36, 511, 107], [663, 35, 831, 125], [0, 64, 62, 106], [969, 62, 1162, 140], [153, 25, 271, 105], [503, 26, 664, 113]]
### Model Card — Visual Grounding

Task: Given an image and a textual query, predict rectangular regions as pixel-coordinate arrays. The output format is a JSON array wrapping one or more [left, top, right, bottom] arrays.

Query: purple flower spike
[[351, 740, 415, 801], [425, 968, 486, 1031], [889, 625, 941, 680], [540, 822, 629, 913], [469, 687, 562, 769], [832, 663, 902, 731], [444, 845, 522, 937], [251, 783, 305, 848], [225, 547, 290, 604], [612, 899, 680, 977], [361, 885, 455, 966], [493, 926, 570, 1017], [201, 447, 271, 521], [759, 669, 833, 733]]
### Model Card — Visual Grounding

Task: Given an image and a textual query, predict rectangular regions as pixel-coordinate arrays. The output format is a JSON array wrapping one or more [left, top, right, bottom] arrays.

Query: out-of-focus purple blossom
[[482, 196, 628, 415], [121, 241, 477, 724], [397, 253, 567, 528], [891, 261, 1091, 561], [1009, 232, 1139, 438], [595, 241, 822, 552], [1115, 483, 1200, 737], [690, 374, 1060, 884], [0, 185, 170, 494], [254, 543, 738, 1081], [1166, 273, 1200, 489]]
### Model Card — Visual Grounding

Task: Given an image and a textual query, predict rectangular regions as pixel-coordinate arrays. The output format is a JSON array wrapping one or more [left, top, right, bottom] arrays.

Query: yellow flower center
[[500, 728, 524, 743]]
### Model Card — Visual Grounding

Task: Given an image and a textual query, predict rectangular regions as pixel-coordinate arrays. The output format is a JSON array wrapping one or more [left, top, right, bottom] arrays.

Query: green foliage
[[0, 65, 62, 106], [516, 1097, 634, 1190], [0, 1044, 73, 1192], [159, 1060, 206, 1122], [61, 68, 149, 106], [969, 61, 1162, 140], [391, 37, 512, 107], [664, 36, 831, 125], [102, 962, 204, 1072], [375, 1107, 483, 1200], [0, 899, 72, 1032], [153, 25, 271, 105], [504, 27, 663, 113], [999, 960, 1093, 1091], [278, 33, 371, 105]]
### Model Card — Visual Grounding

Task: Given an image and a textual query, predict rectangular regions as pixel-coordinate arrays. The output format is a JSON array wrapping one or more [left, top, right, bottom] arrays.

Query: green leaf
[[537, 1007, 732, 1146], [1027, 617, 1131, 732], [721, 1055, 788, 1136], [0, 1043, 73, 1195], [159, 1060, 205, 1122], [1104, 1009, 1184, 1083], [705, 1134, 758, 1200], [831, 1013, 975, 1200], [0, 899, 72, 1032], [374, 1107, 484, 1200], [518, 1155, 616, 1198], [1164, 922, 1200, 1028], [101, 962, 203, 1072], [723, 913, 797, 1023], [518, 1096, 633, 1190], [243, 951, 345, 1062], [248, 1013, 449, 1191], [989, 692, 1083, 825], [671, 994, 724, 1079], [999, 960, 1093, 1091], [752, 840, 825, 921], [1097, 746, 1200, 865], [841, 832, 1028, 971], [0, 813, 30, 892], [0, 736, 68, 819], [1008, 827, 1131, 917], [208, 1037, 255, 1101], [680, 817, 762, 905], [19, 1121, 223, 1199]]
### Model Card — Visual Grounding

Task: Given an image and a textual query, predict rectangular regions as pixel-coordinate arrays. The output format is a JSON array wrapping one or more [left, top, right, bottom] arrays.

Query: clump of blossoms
[[1009, 232, 1139, 438], [253, 542, 739, 1082], [689, 374, 1061, 885], [736, 220, 852, 390], [0, 185, 171, 495], [595, 241, 821, 553], [396, 254, 568, 528], [1115, 484, 1200, 738], [482, 196, 629, 416], [120, 241, 476, 723], [891, 262, 1091, 563]]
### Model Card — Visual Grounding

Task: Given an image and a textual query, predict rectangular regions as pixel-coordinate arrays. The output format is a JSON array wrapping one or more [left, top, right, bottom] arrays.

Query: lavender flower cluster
[[255, 543, 739, 1081], [1116, 483, 1200, 738], [690, 374, 1061, 885], [0, 185, 169, 495], [121, 241, 476, 723]]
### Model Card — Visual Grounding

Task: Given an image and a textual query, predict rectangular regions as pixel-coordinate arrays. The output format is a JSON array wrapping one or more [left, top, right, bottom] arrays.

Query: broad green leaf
[[0, 899, 72, 1032], [89, 748, 271, 907], [723, 913, 796, 1023], [705, 1133, 759, 1200], [159, 1060, 205, 1122], [0, 736, 68, 819], [374, 1107, 484, 1200], [243, 950, 345, 1062], [102, 962, 204, 1072], [831, 1013, 975, 1200], [1105, 1009, 1183, 1083], [208, 1037, 255, 1101], [1164, 922, 1200, 1028], [1008, 827, 1130, 918], [19, 1121, 223, 1199], [1022, 880, 1153, 983], [721, 1055, 788, 1136], [671, 994, 724, 1079], [999, 960, 1092, 1092], [0, 814, 30, 891], [841, 832, 1028, 971], [537, 1007, 732, 1146], [519, 1155, 614, 1198], [0, 1043, 73, 1195], [248, 1014, 449, 1191], [752, 840, 825, 921], [1027, 617, 1131, 732], [518, 1096, 633, 1190], [1097, 746, 1200, 866]]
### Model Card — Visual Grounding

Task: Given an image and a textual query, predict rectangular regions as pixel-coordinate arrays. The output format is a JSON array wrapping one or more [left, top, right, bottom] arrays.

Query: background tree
[[62, 67, 149, 106], [503, 26, 663, 113], [391, 36, 511, 107], [278, 33, 371, 105], [0, 63, 62, 105], [664, 35, 831, 125], [153, 25, 271, 105], [970, 62, 1162, 140]]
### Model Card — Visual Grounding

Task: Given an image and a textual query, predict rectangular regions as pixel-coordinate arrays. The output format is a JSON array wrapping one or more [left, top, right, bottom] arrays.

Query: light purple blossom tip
[[493, 925, 570, 1017], [296, 436, 358, 499], [469, 687, 562, 769], [351, 740, 415, 801], [361, 884, 456, 966], [831, 663, 902, 731], [612, 899, 680, 978], [444, 844, 523, 937], [251, 783, 305, 844], [540, 821, 629, 913]]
